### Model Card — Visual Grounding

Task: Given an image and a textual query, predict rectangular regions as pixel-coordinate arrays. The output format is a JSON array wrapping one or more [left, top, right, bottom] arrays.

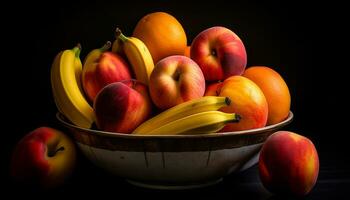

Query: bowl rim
[[56, 111, 293, 139]]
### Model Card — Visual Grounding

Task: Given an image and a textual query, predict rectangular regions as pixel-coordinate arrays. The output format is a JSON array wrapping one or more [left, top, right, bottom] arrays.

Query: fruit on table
[[51, 44, 95, 128], [82, 41, 132, 102], [243, 66, 291, 125], [133, 96, 231, 134], [259, 131, 319, 196], [191, 26, 247, 81], [133, 12, 187, 64], [116, 28, 154, 85], [149, 55, 205, 110], [140, 111, 241, 135], [10, 127, 76, 188], [205, 76, 268, 131], [94, 79, 152, 133]]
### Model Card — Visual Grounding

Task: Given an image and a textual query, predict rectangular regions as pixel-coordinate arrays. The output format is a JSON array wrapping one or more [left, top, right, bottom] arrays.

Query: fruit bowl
[[56, 111, 293, 189]]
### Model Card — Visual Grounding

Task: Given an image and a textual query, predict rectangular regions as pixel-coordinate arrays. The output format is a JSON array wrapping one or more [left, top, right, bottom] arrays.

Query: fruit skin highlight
[[10, 127, 76, 188], [191, 26, 247, 81], [243, 66, 291, 125], [133, 12, 187, 64], [259, 131, 319, 196]]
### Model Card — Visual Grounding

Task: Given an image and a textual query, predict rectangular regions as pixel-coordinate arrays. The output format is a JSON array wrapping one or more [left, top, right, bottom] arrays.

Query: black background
[[3, 0, 348, 199]]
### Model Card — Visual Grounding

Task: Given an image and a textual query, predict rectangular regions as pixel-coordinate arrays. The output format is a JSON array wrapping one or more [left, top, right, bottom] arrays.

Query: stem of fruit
[[115, 28, 127, 42], [100, 41, 111, 52], [73, 43, 81, 58]]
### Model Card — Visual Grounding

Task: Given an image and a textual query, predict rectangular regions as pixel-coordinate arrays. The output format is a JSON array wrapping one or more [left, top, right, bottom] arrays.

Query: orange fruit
[[133, 12, 187, 64], [184, 46, 191, 57], [243, 66, 291, 125]]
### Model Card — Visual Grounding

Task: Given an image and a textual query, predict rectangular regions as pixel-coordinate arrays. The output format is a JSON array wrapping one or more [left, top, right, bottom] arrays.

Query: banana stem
[[73, 43, 82, 58], [115, 28, 128, 42], [231, 114, 241, 123], [100, 41, 112, 52], [224, 97, 231, 106]]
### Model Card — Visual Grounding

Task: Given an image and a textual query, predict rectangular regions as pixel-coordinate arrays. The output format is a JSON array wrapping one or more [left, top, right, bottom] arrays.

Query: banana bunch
[[114, 28, 154, 85], [133, 96, 240, 135], [51, 44, 95, 128]]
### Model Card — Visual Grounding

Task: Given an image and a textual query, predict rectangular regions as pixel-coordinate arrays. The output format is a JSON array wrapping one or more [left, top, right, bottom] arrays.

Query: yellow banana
[[132, 96, 231, 134], [111, 37, 124, 55], [51, 44, 95, 128], [115, 28, 154, 85], [139, 111, 240, 135]]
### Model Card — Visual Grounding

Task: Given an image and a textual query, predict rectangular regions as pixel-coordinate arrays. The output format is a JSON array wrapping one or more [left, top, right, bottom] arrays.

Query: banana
[[111, 37, 124, 55], [132, 96, 231, 134], [115, 28, 154, 85], [51, 44, 95, 128], [138, 111, 240, 135]]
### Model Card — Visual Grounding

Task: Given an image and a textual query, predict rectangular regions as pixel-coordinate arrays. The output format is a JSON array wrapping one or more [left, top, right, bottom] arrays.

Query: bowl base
[[126, 178, 223, 190]]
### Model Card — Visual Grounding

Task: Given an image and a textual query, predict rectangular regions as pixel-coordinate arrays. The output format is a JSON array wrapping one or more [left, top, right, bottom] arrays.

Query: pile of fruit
[[50, 12, 291, 135], [10, 12, 319, 196]]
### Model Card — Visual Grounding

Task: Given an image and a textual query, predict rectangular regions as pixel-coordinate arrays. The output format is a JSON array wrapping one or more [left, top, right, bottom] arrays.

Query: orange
[[133, 12, 187, 64], [243, 66, 291, 125], [184, 46, 191, 58]]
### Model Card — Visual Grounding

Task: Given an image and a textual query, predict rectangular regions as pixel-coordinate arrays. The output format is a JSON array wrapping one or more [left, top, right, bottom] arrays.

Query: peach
[[82, 42, 132, 102], [259, 131, 319, 196], [243, 66, 291, 125], [94, 79, 152, 133], [10, 127, 76, 188], [191, 26, 247, 81], [149, 55, 205, 110], [205, 76, 268, 131]]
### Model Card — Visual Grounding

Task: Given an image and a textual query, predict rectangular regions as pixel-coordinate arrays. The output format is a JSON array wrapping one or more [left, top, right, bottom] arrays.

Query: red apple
[[82, 42, 132, 102], [191, 26, 247, 81], [94, 79, 152, 133], [205, 76, 268, 131], [149, 55, 205, 110], [10, 127, 76, 188], [259, 131, 319, 196]]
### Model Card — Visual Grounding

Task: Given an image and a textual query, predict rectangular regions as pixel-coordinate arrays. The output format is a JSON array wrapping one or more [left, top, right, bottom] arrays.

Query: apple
[[190, 26, 247, 81], [149, 55, 205, 110], [82, 51, 132, 102], [259, 131, 319, 196], [205, 76, 268, 131], [94, 79, 152, 133], [10, 127, 76, 188]]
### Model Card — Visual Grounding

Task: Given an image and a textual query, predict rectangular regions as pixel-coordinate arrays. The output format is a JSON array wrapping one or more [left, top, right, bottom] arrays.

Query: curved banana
[[115, 28, 154, 85], [111, 37, 124, 55], [140, 111, 240, 135], [51, 44, 95, 128], [132, 96, 231, 134]]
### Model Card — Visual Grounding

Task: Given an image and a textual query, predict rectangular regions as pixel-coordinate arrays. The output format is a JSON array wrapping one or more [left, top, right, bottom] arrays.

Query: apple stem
[[211, 49, 217, 56], [100, 41, 111, 52], [48, 146, 65, 157]]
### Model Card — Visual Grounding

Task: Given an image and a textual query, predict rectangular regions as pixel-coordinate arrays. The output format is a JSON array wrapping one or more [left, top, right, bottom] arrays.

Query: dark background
[[3, 0, 348, 199]]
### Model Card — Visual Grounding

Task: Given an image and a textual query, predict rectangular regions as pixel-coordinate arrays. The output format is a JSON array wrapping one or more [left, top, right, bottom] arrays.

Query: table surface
[[5, 144, 350, 200]]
